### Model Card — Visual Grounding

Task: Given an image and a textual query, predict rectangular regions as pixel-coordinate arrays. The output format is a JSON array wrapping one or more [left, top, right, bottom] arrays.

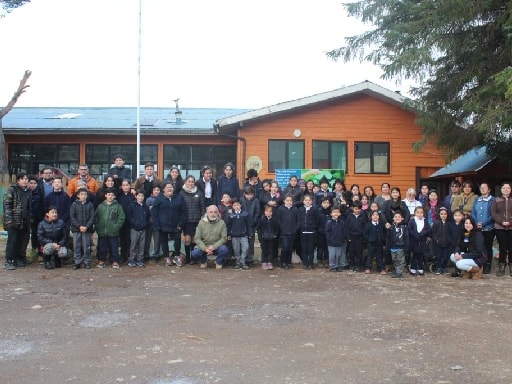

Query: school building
[[3, 81, 449, 192]]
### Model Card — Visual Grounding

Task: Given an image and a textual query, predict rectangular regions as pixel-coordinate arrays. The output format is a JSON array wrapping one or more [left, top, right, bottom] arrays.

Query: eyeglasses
[[43, 172, 52, 174], [79, 168, 88, 171]]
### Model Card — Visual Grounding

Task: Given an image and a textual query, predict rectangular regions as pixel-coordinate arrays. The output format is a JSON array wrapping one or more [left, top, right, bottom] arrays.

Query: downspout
[[214, 122, 246, 186]]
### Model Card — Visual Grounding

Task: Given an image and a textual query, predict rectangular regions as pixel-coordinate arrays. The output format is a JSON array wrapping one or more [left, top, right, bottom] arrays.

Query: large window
[[86, 144, 157, 181], [354, 142, 389, 174], [312, 141, 347, 170], [8, 144, 80, 176], [163, 144, 236, 179], [268, 140, 304, 172]]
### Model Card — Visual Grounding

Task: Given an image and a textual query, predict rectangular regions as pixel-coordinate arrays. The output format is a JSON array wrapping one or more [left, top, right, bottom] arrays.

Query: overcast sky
[[0, 0, 410, 109]]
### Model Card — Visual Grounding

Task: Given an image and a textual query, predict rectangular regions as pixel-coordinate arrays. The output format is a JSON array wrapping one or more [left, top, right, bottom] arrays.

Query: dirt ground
[[1, 241, 512, 384]]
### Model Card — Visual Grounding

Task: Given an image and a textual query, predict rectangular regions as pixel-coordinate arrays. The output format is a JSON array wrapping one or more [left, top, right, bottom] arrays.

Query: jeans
[[301, 232, 316, 267], [73, 231, 92, 265], [450, 253, 478, 271], [231, 236, 249, 266], [129, 229, 146, 263], [191, 245, 229, 265], [435, 246, 450, 271], [328, 246, 341, 269], [280, 234, 295, 266], [97, 236, 120, 263], [391, 249, 406, 274]]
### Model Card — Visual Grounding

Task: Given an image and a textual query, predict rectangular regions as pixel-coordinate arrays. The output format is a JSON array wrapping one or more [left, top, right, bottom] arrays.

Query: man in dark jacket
[[3, 172, 31, 270], [108, 154, 132, 189]]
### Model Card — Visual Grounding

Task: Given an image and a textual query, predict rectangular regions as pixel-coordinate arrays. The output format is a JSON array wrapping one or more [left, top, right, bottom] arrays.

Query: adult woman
[[94, 176, 117, 207], [332, 179, 348, 209], [403, 188, 422, 215], [217, 162, 240, 204], [165, 166, 184, 196], [350, 184, 361, 202], [472, 182, 495, 274], [152, 182, 187, 267], [491, 181, 512, 276], [195, 165, 217, 207], [180, 175, 206, 264], [450, 216, 486, 279], [363, 186, 376, 205], [451, 180, 477, 217], [424, 190, 440, 226], [374, 182, 391, 211], [383, 187, 410, 227]]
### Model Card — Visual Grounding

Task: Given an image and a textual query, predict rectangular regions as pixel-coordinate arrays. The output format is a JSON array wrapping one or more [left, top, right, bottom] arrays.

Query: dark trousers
[[482, 229, 495, 270], [348, 235, 363, 269], [495, 229, 512, 264], [160, 231, 181, 258], [301, 232, 316, 267], [6, 226, 29, 263], [365, 242, 384, 271], [260, 238, 275, 264], [410, 251, 425, 271], [316, 233, 328, 265], [280, 234, 295, 266], [435, 246, 450, 271], [97, 236, 120, 263], [119, 223, 130, 262]]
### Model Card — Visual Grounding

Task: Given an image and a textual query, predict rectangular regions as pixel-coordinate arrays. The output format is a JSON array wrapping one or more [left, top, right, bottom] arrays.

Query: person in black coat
[[257, 204, 279, 270], [450, 215, 487, 279], [195, 165, 217, 207], [108, 154, 132, 190], [364, 210, 387, 274]]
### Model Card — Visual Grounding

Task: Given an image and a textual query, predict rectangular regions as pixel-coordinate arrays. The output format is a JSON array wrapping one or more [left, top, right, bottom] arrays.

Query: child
[[325, 206, 347, 272], [297, 194, 319, 269], [407, 206, 431, 276], [240, 186, 260, 266], [386, 211, 408, 278], [316, 197, 332, 268], [315, 177, 333, 207], [145, 185, 161, 261], [363, 210, 387, 274], [69, 188, 95, 269], [345, 200, 368, 271], [431, 206, 451, 274], [38, 206, 69, 270], [127, 190, 151, 267], [257, 204, 279, 270], [117, 179, 134, 263], [218, 192, 233, 220], [226, 198, 252, 269], [276, 195, 298, 269], [449, 209, 465, 277], [94, 188, 125, 269]]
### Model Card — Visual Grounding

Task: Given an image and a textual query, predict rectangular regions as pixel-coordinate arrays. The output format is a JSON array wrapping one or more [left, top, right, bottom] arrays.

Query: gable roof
[[215, 81, 407, 131], [2, 107, 248, 135], [429, 146, 494, 178]]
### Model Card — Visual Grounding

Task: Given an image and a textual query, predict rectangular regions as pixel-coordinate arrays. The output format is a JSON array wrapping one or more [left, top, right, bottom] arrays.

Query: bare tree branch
[[0, 69, 31, 118]]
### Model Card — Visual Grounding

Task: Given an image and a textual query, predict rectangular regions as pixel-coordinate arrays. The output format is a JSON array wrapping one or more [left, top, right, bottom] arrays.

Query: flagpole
[[136, 0, 142, 178]]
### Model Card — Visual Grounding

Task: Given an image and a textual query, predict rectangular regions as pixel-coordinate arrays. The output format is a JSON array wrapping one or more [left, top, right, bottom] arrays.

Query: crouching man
[[191, 205, 228, 269]]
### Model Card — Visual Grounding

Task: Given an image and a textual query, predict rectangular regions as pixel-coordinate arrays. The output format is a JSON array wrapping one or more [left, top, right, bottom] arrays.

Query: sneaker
[[329, 268, 337, 272], [380, 270, 387, 275], [364, 269, 371, 274], [336, 267, 342, 272], [128, 261, 137, 267], [262, 263, 268, 270], [234, 264, 241, 270], [97, 262, 106, 268], [165, 257, 172, 267], [435, 269, 441, 275], [391, 272, 403, 278], [112, 262, 120, 269], [409, 269, 417, 276], [72, 264, 81, 270], [16, 260, 26, 268], [241, 264, 249, 270], [267, 263, 274, 270], [173, 255, 183, 267], [200, 263, 207, 269], [44, 261, 53, 270], [4, 261, 16, 270], [215, 263, 223, 270], [417, 270, 425, 276], [136, 261, 145, 267], [85, 264, 91, 269]]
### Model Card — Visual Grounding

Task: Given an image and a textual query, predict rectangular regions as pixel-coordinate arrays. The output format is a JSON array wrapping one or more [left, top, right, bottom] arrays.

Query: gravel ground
[[1, 248, 512, 384]]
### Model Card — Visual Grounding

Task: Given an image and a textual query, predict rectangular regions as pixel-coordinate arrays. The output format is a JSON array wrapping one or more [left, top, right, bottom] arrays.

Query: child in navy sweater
[[345, 200, 368, 272], [407, 206, 431, 276], [297, 194, 319, 269], [276, 195, 298, 269], [316, 197, 332, 268], [226, 198, 252, 269], [363, 210, 387, 274], [386, 211, 408, 278], [257, 204, 279, 270], [325, 206, 347, 272]]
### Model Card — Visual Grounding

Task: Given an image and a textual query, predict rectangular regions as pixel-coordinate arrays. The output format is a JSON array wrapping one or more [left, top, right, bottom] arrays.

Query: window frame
[[268, 139, 305, 172], [312, 140, 348, 171], [354, 141, 390, 174]]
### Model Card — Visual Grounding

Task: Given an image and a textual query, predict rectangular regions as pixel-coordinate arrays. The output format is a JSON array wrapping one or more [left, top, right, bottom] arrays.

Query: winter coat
[[364, 221, 386, 246], [491, 196, 512, 230], [275, 205, 298, 236], [282, 184, 304, 207], [151, 193, 187, 233], [297, 206, 319, 233], [383, 199, 410, 224], [451, 193, 477, 216], [325, 218, 347, 247], [240, 195, 261, 227], [449, 221, 465, 253], [407, 218, 431, 254], [256, 215, 279, 241], [195, 177, 217, 206], [226, 210, 252, 238], [69, 200, 95, 233], [180, 186, 206, 223], [37, 218, 68, 246], [472, 195, 494, 231], [127, 201, 151, 231], [67, 175, 99, 197], [386, 223, 408, 250], [107, 166, 132, 186], [314, 189, 334, 207], [431, 220, 450, 248], [133, 175, 162, 199], [94, 200, 125, 237], [454, 229, 487, 267], [3, 183, 31, 229], [317, 206, 331, 234], [45, 190, 71, 225], [194, 214, 227, 251], [217, 174, 240, 204], [345, 213, 368, 238]]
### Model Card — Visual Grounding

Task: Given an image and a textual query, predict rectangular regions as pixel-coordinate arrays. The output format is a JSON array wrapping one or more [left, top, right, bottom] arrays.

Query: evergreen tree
[[328, 0, 512, 160]]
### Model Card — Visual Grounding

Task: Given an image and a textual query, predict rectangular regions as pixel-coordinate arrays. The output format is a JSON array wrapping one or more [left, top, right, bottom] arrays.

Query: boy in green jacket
[[94, 188, 125, 268]]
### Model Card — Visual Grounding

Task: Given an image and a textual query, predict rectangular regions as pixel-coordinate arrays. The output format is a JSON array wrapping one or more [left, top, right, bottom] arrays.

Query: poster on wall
[[275, 169, 345, 189]]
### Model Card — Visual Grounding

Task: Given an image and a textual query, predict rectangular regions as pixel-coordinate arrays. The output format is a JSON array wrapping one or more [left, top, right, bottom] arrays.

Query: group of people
[[3, 156, 512, 280]]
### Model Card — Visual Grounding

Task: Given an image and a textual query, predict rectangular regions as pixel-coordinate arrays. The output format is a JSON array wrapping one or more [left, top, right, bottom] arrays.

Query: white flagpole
[[136, 0, 142, 178]]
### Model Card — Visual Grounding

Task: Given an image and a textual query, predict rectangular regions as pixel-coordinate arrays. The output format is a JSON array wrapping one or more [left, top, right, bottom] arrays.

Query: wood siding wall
[[237, 94, 446, 193]]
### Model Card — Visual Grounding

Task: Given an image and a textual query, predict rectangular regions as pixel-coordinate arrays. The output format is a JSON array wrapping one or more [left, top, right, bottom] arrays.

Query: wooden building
[[216, 81, 446, 193]]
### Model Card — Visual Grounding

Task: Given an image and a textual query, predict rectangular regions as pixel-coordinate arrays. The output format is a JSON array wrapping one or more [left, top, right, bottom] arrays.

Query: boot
[[462, 270, 472, 279], [472, 267, 483, 280], [509, 263, 512, 277], [483, 262, 492, 275], [497, 263, 506, 277], [184, 245, 191, 265]]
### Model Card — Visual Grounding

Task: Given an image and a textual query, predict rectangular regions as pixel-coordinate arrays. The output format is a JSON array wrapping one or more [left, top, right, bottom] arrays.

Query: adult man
[[443, 180, 461, 212], [3, 172, 31, 270], [403, 188, 422, 215], [191, 205, 229, 269], [45, 177, 72, 227], [133, 162, 162, 199], [108, 154, 132, 189], [39, 167, 54, 197], [67, 164, 99, 197]]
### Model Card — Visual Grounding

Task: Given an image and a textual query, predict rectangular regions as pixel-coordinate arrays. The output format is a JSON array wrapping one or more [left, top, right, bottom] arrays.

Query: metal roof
[[429, 146, 494, 178], [2, 107, 249, 135], [215, 81, 407, 129]]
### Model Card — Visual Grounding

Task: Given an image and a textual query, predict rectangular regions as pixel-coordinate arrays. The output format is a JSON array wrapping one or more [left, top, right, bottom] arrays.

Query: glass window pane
[[269, 141, 285, 171], [373, 143, 389, 173], [331, 142, 347, 170], [288, 141, 304, 169], [355, 142, 371, 173], [312, 141, 329, 168]]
